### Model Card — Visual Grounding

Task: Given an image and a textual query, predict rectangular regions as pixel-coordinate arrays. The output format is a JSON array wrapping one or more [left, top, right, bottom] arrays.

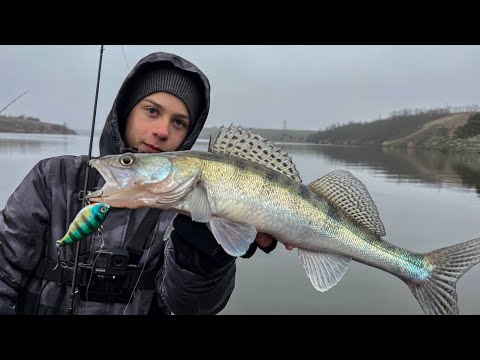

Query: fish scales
[[173, 151, 429, 280]]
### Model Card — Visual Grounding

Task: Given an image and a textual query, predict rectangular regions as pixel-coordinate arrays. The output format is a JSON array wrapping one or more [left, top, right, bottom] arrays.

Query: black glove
[[257, 239, 277, 254], [170, 214, 236, 275], [240, 239, 278, 257], [170, 215, 277, 275]]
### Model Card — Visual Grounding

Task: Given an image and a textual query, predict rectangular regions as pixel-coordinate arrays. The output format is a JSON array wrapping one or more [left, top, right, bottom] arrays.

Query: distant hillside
[[308, 108, 452, 146], [308, 107, 480, 152], [0, 115, 76, 134], [72, 128, 102, 136], [382, 113, 473, 151], [199, 127, 316, 143]]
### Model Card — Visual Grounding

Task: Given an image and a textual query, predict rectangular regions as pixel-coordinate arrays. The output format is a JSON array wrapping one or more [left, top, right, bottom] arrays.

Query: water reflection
[[307, 145, 480, 196], [0, 133, 72, 155], [0, 133, 91, 157]]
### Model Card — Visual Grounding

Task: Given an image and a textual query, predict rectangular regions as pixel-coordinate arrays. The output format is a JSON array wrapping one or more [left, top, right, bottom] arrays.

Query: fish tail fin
[[407, 237, 480, 315]]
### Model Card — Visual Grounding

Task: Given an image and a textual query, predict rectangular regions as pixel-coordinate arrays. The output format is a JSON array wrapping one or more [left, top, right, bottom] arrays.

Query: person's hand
[[255, 232, 295, 251], [255, 232, 275, 248], [284, 244, 295, 251], [171, 214, 235, 274]]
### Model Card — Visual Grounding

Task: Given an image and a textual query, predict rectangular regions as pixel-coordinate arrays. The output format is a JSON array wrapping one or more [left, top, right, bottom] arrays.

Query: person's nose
[[153, 118, 169, 138]]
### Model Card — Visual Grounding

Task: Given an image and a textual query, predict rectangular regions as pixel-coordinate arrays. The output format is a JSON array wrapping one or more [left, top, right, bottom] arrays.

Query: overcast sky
[[1, 45, 479, 132]]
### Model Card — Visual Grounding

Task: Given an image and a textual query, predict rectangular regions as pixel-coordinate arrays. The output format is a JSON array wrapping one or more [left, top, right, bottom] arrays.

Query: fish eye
[[120, 154, 135, 166], [100, 206, 107, 213]]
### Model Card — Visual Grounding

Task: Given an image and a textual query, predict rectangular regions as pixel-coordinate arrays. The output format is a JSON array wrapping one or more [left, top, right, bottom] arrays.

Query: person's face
[[124, 92, 191, 153]]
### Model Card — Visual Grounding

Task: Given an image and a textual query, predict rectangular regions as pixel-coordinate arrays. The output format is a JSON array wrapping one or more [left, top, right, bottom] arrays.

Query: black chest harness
[[32, 163, 163, 306]]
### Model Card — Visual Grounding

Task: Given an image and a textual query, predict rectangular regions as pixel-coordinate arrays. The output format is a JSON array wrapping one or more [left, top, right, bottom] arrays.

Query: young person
[[0, 51, 277, 315]]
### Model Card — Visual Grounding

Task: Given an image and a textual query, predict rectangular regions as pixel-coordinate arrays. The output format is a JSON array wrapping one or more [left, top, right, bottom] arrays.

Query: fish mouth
[[87, 158, 123, 202], [87, 187, 109, 202]]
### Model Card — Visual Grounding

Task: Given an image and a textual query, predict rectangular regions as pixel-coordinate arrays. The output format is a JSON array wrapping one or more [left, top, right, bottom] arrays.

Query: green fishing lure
[[56, 203, 111, 247]]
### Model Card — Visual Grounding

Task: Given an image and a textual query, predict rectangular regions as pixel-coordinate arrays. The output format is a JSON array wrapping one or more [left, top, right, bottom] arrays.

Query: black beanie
[[123, 67, 204, 127]]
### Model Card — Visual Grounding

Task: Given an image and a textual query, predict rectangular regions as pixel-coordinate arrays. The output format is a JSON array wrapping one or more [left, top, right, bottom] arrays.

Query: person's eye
[[146, 107, 158, 116], [174, 118, 188, 129]]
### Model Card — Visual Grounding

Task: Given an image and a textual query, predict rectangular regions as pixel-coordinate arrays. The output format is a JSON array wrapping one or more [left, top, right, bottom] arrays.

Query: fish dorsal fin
[[308, 170, 386, 237], [298, 248, 351, 292], [208, 126, 237, 153], [209, 125, 302, 182]]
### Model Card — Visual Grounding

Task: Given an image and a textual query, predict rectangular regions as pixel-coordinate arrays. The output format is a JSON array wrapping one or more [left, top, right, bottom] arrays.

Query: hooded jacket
[[0, 52, 236, 315]]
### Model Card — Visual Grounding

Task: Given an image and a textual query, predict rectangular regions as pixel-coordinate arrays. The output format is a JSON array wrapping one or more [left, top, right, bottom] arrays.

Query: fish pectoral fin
[[189, 186, 212, 223], [208, 217, 257, 257], [298, 249, 351, 292]]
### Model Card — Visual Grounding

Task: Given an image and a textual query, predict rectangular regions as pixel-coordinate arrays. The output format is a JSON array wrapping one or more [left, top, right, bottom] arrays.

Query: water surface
[[1, 133, 479, 314]]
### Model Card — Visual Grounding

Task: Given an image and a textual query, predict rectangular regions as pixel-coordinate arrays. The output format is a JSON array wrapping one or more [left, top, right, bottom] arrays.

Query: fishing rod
[[68, 45, 105, 315], [0, 90, 30, 115]]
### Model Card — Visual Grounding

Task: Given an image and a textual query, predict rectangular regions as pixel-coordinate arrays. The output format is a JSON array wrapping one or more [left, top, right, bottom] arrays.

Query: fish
[[87, 125, 480, 315], [56, 202, 111, 247]]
